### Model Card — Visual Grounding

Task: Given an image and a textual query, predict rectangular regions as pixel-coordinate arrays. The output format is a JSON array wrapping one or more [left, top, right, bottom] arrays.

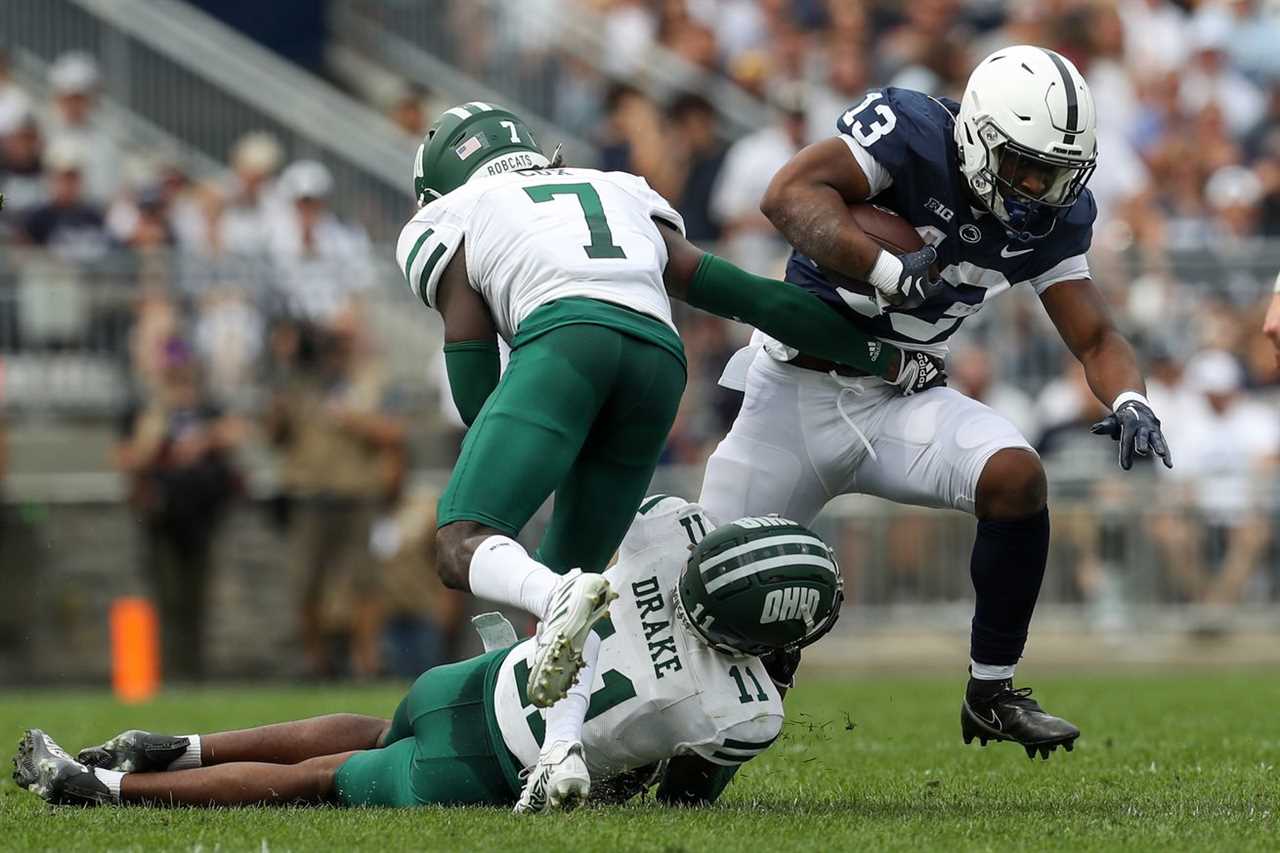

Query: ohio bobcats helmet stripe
[[699, 534, 827, 574], [678, 517, 842, 657], [705, 554, 836, 594], [443, 105, 474, 120], [466, 101, 495, 112]]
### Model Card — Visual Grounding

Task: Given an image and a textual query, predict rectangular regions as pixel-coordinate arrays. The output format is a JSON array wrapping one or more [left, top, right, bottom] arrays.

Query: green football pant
[[333, 650, 516, 807], [437, 322, 686, 573]]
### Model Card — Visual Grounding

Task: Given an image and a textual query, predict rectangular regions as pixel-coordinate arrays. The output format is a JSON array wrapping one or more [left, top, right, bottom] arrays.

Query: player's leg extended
[[15, 728, 359, 808], [116, 753, 355, 806], [534, 334, 687, 573], [79, 715, 391, 773], [335, 650, 518, 808], [433, 325, 626, 704], [850, 386, 1078, 757], [698, 353, 837, 527]]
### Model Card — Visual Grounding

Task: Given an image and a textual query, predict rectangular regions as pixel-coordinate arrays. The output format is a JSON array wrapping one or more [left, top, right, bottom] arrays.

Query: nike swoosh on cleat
[[1001, 246, 1034, 258]]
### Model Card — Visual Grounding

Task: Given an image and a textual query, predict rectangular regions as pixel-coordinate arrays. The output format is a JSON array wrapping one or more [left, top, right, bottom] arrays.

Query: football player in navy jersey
[[699, 45, 1171, 759]]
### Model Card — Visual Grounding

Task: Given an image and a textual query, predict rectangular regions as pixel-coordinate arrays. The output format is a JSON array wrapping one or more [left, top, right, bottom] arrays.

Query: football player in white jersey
[[15, 499, 842, 813], [390, 102, 938, 718]]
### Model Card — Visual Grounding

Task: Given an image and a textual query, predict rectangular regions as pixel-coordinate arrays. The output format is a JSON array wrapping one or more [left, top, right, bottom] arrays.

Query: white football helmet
[[955, 45, 1097, 241]]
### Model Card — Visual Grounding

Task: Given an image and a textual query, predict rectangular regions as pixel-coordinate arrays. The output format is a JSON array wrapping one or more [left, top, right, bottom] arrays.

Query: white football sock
[[168, 734, 202, 770], [542, 631, 601, 750], [91, 768, 124, 801], [468, 536, 562, 619], [970, 660, 1016, 681]]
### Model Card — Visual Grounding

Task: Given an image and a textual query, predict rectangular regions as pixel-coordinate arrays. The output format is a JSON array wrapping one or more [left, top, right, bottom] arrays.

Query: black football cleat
[[13, 729, 113, 805], [78, 729, 189, 773], [961, 679, 1080, 760]]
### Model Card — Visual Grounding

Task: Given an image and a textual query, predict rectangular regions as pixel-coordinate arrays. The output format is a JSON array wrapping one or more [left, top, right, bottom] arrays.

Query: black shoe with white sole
[[13, 729, 113, 805], [961, 678, 1080, 760], [78, 729, 189, 773]]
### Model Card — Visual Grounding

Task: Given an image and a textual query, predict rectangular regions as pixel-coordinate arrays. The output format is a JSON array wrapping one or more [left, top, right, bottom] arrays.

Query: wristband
[[1110, 390, 1151, 413], [866, 249, 903, 296]]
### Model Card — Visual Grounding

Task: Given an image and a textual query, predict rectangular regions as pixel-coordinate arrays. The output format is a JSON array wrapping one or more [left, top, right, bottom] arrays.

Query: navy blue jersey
[[784, 87, 1096, 349]]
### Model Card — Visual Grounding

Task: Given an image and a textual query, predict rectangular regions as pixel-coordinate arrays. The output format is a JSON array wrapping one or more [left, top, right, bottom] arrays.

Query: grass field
[[1, 669, 1277, 852]]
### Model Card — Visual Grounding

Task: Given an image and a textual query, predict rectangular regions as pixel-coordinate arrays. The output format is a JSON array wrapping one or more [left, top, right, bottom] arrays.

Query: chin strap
[[548, 143, 564, 168]]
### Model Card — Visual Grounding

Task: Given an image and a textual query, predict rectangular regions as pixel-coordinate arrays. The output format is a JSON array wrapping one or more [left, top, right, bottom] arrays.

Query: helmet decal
[[676, 517, 843, 657], [411, 103, 547, 206]]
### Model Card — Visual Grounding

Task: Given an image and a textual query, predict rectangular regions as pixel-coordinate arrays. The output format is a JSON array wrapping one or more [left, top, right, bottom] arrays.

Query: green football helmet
[[675, 517, 844, 658], [413, 101, 550, 207]]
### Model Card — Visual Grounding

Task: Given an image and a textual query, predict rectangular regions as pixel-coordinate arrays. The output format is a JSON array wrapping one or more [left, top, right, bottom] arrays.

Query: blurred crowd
[[0, 48, 462, 682], [3, 1, 1280, 681]]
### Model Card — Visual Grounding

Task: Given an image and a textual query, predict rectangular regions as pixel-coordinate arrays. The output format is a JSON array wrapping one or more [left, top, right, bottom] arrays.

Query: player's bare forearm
[[202, 714, 390, 766], [1041, 279, 1145, 407], [120, 752, 354, 806], [759, 138, 882, 280], [1077, 331, 1145, 409]]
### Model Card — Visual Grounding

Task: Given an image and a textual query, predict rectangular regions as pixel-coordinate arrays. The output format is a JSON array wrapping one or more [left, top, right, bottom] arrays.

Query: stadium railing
[[1, 0, 416, 237], [333, 0, 771, 137]]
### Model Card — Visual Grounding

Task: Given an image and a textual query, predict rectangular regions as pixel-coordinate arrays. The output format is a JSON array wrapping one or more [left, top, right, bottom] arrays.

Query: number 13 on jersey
[[842, 92, 896, 146]]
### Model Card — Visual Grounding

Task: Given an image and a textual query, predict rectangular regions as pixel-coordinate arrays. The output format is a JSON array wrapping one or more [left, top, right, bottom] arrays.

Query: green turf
[[1, 670, 1277, 852]]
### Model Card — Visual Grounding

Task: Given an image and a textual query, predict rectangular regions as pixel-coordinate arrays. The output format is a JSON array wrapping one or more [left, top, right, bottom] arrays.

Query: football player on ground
[[389, 98, 940, 772], [14, 498, 841, 813], [698, 46, 1172, 759]]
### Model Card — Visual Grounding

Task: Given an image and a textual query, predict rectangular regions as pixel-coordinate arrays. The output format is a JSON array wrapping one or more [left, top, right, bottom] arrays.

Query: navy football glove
[[1090, 400, 1173, 470], [877, 246, 942, 311]]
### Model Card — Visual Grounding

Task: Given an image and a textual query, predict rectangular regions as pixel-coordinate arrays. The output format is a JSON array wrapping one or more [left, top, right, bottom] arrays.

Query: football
[[822, 203, 935, 297]]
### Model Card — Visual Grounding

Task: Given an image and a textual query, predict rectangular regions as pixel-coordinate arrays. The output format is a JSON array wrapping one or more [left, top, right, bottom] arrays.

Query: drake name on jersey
[[394, 167, 685, 343], [492, 497, 783, 779], [786, 87, 1096, 351]]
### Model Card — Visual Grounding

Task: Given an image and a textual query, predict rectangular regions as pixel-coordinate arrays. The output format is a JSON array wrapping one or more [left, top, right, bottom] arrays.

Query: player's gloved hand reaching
[[868, 246, 942, 311], [1090, 398, 1173, 470], [893, 350, 947, 396]]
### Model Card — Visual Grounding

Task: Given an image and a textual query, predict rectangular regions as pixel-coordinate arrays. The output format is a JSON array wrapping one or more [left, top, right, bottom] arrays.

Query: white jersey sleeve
[[394, 201, 467, 308], [607, 171, 686, 236], [490, 495, 784, 781], [686, 709, 783, 767]]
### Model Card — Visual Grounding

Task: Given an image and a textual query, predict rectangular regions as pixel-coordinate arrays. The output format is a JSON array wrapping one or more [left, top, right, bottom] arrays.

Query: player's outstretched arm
[[435, 245, 500, 426], [658, 222, 944, 392], [1041, 279, 1171, 469]]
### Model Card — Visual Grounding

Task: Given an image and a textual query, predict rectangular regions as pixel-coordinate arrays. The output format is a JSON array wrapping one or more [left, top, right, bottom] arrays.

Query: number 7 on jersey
[[525, 182, 628, 260]]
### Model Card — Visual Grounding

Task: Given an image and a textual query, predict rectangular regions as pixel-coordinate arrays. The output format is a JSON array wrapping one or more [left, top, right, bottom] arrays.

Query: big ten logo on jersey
[[631, 577, 684, 679], [760, 587, 820, 626], [734, 516, 797, 530], [925, 197, 954, 222]]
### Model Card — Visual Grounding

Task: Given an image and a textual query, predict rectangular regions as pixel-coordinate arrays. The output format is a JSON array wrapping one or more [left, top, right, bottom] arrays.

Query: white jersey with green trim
[[394, 167, 684, 343], [492, 496, 786, 778]]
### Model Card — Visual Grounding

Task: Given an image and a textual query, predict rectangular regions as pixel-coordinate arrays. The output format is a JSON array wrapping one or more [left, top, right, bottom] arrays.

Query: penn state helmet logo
[[959, 224, 982, 243]]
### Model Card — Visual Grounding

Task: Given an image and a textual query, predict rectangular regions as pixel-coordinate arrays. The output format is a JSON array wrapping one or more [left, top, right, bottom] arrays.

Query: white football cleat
[[527, 569, 616, 708], [512, 740, 590, 814]]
